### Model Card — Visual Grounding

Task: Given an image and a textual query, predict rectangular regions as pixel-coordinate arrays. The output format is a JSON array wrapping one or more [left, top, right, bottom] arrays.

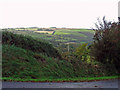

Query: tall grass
[[2, 44, 118, 79], [2, 44, 74, 79]]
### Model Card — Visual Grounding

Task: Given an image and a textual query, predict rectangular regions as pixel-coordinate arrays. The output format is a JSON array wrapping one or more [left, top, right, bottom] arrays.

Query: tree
[[90, 16, 120, 73]]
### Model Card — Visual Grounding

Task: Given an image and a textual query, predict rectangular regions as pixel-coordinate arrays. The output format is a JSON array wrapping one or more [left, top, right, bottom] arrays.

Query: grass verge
[[2, 76, 119, 82]]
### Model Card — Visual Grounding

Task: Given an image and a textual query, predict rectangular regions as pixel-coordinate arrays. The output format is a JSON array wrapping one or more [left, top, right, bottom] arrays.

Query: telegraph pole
[[68, 43, 69, 52]]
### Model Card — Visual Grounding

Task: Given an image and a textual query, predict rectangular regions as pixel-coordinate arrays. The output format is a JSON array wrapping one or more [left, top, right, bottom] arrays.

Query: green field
[[2, 28, 94, 47]]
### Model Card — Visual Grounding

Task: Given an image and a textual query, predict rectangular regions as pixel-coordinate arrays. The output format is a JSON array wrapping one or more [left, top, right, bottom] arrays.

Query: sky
[[0, 0, 119, 29]]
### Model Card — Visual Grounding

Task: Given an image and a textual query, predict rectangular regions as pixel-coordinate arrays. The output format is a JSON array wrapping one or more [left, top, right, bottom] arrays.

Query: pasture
[[3, 27, 94, 46]]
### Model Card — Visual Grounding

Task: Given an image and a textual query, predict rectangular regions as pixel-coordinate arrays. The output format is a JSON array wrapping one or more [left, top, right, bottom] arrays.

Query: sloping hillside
[[2, 31, 118, 81], [2, 44, 74, 79], [2, 31, 61, 58]]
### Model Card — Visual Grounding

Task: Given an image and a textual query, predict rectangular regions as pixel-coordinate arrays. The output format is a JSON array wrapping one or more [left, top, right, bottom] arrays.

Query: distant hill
[[2, 28, 94, 46]]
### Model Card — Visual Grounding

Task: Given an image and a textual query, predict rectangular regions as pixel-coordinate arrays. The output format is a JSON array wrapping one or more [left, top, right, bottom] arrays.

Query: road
[[2, 79, 120, 88]]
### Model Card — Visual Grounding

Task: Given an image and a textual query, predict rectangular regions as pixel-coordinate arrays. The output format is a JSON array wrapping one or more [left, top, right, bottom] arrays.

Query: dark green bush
[[91, 17, 120, 73], [2, 31, 61, 58]]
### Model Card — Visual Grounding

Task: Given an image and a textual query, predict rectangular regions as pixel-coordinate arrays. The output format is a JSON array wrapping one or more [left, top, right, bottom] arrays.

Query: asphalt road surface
[[2, 79, 120, 88]]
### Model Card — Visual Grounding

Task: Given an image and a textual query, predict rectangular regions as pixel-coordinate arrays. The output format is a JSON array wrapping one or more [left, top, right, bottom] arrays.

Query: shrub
[[74, 43, 90, 62], [90, 17, 120, 73]]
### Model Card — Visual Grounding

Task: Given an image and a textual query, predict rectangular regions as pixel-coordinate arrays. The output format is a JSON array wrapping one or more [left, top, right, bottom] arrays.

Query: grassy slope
[[2, 31, 119, 82], [2, 31, 61, 58], [2, 44, 74, 79], [2, 44, 119, 81]]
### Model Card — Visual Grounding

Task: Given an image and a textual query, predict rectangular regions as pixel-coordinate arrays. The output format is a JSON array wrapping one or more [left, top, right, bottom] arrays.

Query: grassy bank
[[2, 31, 61, 58], [2, 44, 118, 80], [2, 31, 119, 81]]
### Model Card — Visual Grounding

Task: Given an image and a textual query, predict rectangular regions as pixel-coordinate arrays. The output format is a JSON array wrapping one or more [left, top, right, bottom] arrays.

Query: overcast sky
[[0, 0, 119, 29]]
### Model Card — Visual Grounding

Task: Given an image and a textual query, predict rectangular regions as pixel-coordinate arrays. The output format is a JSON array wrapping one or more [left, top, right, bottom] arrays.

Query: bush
[[74, 43, 90, 62], [2, 31, 61, 58], [90, 17, 120, 73]]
